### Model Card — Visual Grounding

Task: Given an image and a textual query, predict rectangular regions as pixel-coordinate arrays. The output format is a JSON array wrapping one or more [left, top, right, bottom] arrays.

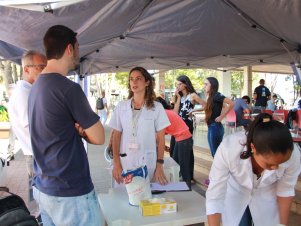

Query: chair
[[296, 110, 301, 130], [272, 109, 288, 123], [225, 109, 238, 133], [263, 109, 273, 115]]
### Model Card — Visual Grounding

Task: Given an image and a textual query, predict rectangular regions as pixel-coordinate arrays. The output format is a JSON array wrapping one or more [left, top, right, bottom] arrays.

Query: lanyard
[[131, 100, 143, 137]]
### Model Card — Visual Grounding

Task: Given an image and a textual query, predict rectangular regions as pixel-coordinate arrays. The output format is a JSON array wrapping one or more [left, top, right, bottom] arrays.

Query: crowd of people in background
[[2, 24, 300, 226]]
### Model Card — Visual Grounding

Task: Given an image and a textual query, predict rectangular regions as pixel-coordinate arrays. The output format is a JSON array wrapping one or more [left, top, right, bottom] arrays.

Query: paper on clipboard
[[151, 182, 190, 191]]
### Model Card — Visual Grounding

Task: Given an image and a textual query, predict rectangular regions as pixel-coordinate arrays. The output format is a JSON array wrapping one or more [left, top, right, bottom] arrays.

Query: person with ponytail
[[204, 77, 234, 158], [206, 113, 301, 226]]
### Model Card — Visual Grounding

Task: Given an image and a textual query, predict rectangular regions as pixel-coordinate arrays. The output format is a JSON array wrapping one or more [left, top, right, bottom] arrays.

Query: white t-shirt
[[8, 80, 33, 155], [108, 99, 170, 178]]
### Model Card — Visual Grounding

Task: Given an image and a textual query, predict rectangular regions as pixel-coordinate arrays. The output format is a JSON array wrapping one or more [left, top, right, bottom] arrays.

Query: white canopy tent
[[0, 0, 300, 75]]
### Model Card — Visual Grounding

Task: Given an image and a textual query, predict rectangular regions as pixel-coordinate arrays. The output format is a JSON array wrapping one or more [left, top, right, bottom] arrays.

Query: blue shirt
[[234, 98, 249, 123], [28, 73, 99, 197], [266, 99, 276, 111]]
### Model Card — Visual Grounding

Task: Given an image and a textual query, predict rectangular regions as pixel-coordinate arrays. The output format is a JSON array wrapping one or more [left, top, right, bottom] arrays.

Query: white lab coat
[[206, 131, 301, 226], [108, 99, 170, 179], [8, 80, 33, 156]]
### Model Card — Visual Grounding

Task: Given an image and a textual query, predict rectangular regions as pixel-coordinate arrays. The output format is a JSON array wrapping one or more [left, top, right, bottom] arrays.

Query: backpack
[[0, 190, 38, 226], [96, 97, 104, 110]]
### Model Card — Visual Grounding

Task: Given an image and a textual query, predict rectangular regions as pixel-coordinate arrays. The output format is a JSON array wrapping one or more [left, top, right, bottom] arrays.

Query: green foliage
[[115, 72, 129, 89], [0, 105, 9, 122], [164, 69, 217, 92], [231, 70, 244, 96]]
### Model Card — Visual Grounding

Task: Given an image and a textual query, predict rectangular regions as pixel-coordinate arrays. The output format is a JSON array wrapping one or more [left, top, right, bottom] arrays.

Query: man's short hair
[[43, 25, 77, 60], [242, 95, 250, 104], [259, 79, 265, 85], [21, 50, 45, 67]]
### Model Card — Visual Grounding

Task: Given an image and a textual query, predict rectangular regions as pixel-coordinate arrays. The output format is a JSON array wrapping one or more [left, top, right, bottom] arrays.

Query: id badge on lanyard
[[128, 102, 142, 153], [128, 136, 140, 152]]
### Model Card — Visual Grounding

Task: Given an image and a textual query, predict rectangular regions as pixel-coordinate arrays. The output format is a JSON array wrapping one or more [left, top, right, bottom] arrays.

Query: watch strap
[[156, 159, 164, 164]]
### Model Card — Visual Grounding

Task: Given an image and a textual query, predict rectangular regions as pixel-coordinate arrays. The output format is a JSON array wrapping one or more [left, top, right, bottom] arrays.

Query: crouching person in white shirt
[[206, 113, 301, 226]]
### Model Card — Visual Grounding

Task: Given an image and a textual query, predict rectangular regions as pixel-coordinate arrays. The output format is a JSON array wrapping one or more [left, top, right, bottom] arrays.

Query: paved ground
[[1, 125, 300, 225]]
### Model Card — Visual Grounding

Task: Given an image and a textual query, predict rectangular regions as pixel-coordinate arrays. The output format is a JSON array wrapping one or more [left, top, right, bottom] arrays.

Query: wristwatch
[[156, 159, 164, 164]]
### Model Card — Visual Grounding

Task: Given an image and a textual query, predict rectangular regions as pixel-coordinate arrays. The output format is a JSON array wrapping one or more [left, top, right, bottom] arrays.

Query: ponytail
[[241, 113, 293, 159]]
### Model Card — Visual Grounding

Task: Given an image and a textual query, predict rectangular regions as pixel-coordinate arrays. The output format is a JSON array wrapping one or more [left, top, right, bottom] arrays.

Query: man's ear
[[66, 44, 73, 56], [23, 66, 29, 74]]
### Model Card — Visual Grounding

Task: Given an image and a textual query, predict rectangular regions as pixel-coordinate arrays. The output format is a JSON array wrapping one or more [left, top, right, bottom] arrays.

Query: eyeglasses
[[129, 76, 144, 82], [26, 64, 46, 70]]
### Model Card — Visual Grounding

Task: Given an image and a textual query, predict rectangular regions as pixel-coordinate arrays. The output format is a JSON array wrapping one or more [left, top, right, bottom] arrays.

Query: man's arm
[[243, 108, 250, 114], [81, 121, 105, 145]]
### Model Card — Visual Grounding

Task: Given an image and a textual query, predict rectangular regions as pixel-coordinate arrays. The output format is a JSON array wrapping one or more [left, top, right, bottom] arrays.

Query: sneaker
[[203, 179, 210, 187]]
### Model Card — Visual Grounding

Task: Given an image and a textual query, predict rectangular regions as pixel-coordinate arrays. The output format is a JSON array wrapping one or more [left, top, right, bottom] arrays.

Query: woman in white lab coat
[[109, 67, 170, 185], [206, 113, 301, 226]]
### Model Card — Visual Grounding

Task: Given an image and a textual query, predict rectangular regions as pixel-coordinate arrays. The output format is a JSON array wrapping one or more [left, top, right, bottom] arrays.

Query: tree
[[115, 72, 129, 90], [230, 70, 244, 97], [285, 74, 300, 101], [164, 68, 217, 93]]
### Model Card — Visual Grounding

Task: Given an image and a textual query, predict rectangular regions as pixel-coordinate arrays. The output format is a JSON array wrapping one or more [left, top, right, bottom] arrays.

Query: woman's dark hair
[[156, 96, 171, 109], [241, 113, 293, 159], [128, 67, 156, 109], [204, 77, 219, 123], [176, 75, 197, 94]]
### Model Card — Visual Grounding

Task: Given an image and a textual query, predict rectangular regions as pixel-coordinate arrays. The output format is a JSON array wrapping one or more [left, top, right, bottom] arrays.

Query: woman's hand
[[215, 115, 223, 122], [113, 162, 123, 184], [153, 163, 168, 185], [175, 88, 181, 98]]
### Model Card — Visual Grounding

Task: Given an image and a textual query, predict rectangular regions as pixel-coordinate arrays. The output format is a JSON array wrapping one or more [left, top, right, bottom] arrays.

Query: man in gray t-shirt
[[234, 96, 251, 127]]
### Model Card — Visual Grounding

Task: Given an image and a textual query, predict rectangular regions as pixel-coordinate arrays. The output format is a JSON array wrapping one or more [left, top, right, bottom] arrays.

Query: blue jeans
[[172, 137, 193, 187], [207, 122, 224, 157], [239, 206, 253, 226], [25, 155, 34, 202], [33, 187, 104, 226]]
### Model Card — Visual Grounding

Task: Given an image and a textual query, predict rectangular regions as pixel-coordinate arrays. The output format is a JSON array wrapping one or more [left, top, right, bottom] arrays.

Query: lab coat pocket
[[142, 116, 154, 128]]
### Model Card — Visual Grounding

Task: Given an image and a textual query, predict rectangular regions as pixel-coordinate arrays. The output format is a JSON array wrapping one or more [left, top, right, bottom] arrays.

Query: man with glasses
[[28, 25, 105, 226], [8, 50, 47, 220]]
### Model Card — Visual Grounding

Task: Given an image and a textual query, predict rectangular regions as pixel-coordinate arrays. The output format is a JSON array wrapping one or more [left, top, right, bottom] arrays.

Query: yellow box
[[139, 198, 177, 216]]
